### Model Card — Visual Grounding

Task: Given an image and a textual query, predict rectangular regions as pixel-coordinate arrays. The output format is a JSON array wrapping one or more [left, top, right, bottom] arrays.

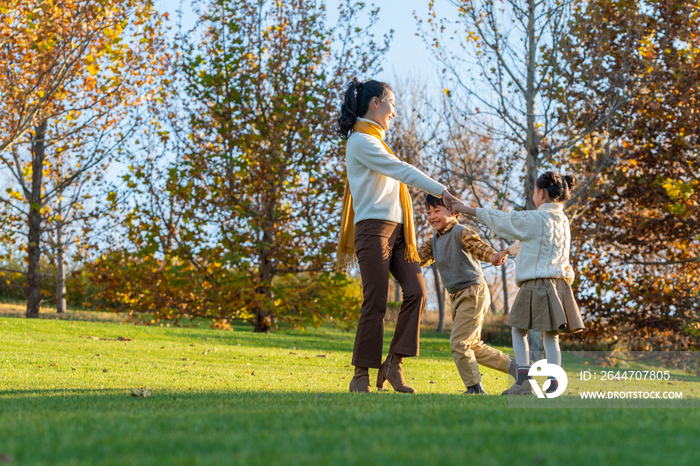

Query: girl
[[452, 171, 584, 395], [336, 78, 459, 393]]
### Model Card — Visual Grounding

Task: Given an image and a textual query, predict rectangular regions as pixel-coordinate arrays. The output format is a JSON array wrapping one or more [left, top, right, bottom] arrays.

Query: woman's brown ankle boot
[[377, 353, 416, 394], [349, 366, 371, 393]]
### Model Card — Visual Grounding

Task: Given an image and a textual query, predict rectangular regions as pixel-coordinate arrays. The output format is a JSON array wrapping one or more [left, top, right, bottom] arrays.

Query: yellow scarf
[[337, 120, 420, 269]]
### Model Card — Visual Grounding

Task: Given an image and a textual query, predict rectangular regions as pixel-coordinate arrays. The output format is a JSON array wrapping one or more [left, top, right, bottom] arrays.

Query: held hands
[[441, 189, 460, 210], [441, 189, 476, 216], [491, 249, 509, 267], [450, 200, 476, 216]]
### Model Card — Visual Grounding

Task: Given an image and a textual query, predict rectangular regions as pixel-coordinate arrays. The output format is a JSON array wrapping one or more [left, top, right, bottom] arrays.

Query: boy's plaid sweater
[[418, 218, 496, 267]]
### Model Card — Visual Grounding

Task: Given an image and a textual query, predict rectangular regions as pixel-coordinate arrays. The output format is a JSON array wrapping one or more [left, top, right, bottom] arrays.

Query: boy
[[419, 193, 517, 394]]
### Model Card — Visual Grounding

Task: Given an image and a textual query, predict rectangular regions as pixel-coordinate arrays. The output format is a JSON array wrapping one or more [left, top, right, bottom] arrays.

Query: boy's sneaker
[[464, 382, 486, 395]]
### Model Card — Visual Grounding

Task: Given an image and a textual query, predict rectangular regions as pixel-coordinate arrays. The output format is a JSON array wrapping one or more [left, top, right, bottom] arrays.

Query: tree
[[0, 0, 167, 317], [563, 0, 700, 350], [94, 0, 389, 332]]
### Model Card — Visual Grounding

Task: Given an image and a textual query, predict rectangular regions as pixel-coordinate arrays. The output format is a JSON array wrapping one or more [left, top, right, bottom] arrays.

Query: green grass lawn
[[1, 314, 700, 466]]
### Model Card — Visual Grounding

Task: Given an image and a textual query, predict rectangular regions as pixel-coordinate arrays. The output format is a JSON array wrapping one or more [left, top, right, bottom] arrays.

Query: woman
[[336, 78, 458, 393]]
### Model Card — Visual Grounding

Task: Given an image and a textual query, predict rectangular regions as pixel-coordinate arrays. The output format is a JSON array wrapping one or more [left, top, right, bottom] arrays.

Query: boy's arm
[[418, 240, 434, 267], [461, 227, 498, 263], [491, 241, 518, 266]]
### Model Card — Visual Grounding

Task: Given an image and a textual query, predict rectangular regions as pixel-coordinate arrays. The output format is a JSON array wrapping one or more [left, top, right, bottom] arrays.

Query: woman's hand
[[441, 189, 460, 210]]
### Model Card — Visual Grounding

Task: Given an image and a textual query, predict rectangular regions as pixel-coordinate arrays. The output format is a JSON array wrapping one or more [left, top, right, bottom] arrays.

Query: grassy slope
[[1, 316, 699, 466]]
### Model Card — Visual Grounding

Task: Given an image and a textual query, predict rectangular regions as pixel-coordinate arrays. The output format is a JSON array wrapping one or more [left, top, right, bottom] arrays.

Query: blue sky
[[154, 0, 453, 85]]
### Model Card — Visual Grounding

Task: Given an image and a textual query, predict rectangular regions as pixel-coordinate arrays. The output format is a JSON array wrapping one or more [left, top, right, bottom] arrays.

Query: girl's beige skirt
[[507, 278, 584, 333]]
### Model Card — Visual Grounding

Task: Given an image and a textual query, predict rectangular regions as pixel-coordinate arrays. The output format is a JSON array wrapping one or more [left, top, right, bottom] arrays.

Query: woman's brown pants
[[351, 220, 426, 369]]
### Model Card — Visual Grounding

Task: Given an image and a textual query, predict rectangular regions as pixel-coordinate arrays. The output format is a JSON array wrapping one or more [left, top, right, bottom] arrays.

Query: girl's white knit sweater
[[476, 203, 575, 286], [346, 118, 445, 225]]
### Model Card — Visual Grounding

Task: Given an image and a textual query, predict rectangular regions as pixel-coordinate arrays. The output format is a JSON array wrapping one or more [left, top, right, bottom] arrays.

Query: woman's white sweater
[[345, 118, 445, 225], [476, 203, 575, 286]]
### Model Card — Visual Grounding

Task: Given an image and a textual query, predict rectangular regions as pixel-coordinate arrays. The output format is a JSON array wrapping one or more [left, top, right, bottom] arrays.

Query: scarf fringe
[[337, 246, 358, 271], [404, 245, 420, 264]]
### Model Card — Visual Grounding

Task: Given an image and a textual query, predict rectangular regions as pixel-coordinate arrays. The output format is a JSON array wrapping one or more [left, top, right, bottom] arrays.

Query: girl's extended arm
[[451, 201, 476, 216], [452, 202, 529, 241], [476, 209, 530, 241]]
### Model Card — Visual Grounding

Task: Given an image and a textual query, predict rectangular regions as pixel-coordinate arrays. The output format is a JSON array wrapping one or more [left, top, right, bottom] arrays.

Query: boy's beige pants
[[450, 283, 512, 388]]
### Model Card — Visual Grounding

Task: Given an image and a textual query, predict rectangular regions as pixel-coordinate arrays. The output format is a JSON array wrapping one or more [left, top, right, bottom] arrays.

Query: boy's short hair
[[424, 189, 456, 210]]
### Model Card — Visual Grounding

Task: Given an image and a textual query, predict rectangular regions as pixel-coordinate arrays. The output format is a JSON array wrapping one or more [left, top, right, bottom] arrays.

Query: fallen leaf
[[290, 352, 297, 355], [0, 453, 15, 464], [87, 336, 99, 340], [131, 388, 152, 397], [316, 354, 327, 358], [103, 369, 108, 373], [117, 337, 132, 341]]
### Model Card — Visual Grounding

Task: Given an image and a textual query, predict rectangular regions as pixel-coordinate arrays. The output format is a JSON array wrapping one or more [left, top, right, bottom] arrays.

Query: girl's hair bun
[[536, 171, 575, 202], [563, 174, 576, 190]]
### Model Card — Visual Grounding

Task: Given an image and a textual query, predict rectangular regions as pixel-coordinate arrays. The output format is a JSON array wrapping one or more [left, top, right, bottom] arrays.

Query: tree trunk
[[501, 260, 510, 316], [489, 296, 498, 314], [431, 263, 445, 333], [524, 0, 540, 211], [254, 198, 276, 333], [253, 265, 273, 333], [253, 261, 272, 333], [26, 121, 47, 318], [524, 0, 544, 359], [56, 200, 66, 314]]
